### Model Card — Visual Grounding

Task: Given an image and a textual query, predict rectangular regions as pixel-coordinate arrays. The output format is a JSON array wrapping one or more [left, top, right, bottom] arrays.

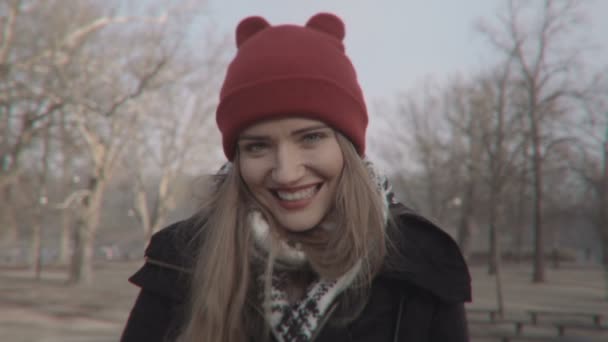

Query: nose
[[271, 144, 305, 184]]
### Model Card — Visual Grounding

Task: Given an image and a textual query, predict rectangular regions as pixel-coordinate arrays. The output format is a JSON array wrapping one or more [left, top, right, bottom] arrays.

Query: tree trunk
[[457, 183, 475, 260], [31, 222, 42, 279], [488, 191, 505, 315], [488, 191, 499, 275], [59, 210, 73, 265], [135, 185, 152, 241], [602, 137, 608, 300], [69, 215, 97, 284], [32, 120, 51, 279], [602, 234, 608, 301], [2, 187, 19, 244], [489, 222, 497, 275], [81, 221, 96, 284], [494, 225, 505, 318], [59, 111, 73, 265], [513, 164, 528, 264], [602, 138, 608, 264], [68, 175, 105, 284], [531, 120, 545, 283], [68, 218, 83, 284]]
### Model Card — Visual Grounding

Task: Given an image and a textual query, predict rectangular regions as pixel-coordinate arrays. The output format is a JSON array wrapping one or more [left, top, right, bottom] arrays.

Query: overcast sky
[[204, 0, 607, 103]]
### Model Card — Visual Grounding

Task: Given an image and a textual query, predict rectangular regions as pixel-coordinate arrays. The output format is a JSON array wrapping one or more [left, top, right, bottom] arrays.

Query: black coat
[[121, 204, 472, 341]]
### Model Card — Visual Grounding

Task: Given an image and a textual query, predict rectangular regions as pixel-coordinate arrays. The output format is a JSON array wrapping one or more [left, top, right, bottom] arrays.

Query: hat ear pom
[[236, 16, 270, 48], [306, 13, 345, 41]]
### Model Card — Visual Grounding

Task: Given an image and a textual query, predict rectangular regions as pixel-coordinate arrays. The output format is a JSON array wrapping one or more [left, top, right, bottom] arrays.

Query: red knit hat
[[216, 13, 368, 160]]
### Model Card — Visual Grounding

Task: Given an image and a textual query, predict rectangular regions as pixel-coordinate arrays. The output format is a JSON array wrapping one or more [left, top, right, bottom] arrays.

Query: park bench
[[467, 308, 537, 336], [469, 308, 608, 340], [553, 321, 608, 337], [472, 326, 608, 342], [470, 329, 560, 342], [468, 318, 527, 335], [526, 309, 604, 326], [467, 308, 502, 322]]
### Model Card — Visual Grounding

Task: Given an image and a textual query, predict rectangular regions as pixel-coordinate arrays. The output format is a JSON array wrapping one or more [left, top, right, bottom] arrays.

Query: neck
[[284, 269, 317, 304]]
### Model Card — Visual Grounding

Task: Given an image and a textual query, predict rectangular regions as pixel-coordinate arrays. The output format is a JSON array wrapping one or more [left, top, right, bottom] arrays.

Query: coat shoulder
[[128, 217, 200, 301], [145, 218, 199, 268], [382, 204, 472, 303]]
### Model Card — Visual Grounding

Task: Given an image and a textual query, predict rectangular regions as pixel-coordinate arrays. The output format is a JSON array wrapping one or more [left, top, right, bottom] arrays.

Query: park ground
[[1, 260, 607, 342]]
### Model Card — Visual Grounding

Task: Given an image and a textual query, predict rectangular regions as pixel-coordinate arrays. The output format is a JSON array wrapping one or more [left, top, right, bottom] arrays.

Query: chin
[[281, 223, 318, 233], [278, 216, 323, 233]]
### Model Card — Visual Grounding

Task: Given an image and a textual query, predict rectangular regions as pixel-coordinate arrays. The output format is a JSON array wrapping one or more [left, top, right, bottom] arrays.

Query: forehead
[[240, 117, 328, 135]]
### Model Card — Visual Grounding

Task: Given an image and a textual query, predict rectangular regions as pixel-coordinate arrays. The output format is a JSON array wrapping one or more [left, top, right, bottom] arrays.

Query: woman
[[121, 12, 471, 342]]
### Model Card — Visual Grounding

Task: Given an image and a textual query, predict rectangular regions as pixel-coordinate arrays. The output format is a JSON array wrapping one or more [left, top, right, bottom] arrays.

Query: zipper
[[146, 257, 193, 274], [393, 295, 405, 342]]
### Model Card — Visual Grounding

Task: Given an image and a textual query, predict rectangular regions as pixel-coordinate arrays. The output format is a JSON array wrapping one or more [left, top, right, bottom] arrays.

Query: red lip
[[272, 183, 322, 210], [278, 197, 313, 210], [271, 183, 321, 193]]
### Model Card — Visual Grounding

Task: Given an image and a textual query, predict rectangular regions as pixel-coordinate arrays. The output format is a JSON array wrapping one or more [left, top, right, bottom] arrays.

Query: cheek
[[239, 159, 255, 187], [333, 150, 345, 174], [239, 159, 260, 189], [316, 143, 344, 177]]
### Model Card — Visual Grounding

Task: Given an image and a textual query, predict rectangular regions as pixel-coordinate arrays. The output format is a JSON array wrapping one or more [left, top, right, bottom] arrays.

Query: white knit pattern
[[240, 159, 394, 341], [250, 210, 307, 266], [266, 261, 361, 342]]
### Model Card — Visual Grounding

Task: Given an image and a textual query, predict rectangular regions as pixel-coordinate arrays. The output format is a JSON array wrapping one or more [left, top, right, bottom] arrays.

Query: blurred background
[[1, 0, 607, 341]]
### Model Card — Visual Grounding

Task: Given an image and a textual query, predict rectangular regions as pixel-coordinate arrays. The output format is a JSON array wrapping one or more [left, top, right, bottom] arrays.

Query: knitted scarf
[[241, 159, 395, 342]]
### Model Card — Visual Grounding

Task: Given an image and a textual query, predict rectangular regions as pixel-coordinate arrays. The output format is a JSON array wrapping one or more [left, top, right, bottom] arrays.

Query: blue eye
[[302, 132, 325, 143], [243, 142, 268, 153]]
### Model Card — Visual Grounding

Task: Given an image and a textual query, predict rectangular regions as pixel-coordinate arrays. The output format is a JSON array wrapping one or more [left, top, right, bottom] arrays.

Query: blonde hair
[[177, 133, 387, 342]]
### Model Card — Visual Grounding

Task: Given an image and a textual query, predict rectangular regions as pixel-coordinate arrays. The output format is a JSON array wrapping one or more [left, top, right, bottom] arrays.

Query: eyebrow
[[238, 124, 330, 141], [292, 124, 330, 135]]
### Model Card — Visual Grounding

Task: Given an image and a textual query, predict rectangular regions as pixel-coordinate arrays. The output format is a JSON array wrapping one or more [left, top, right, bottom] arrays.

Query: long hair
[[176, 133, 387, 342]]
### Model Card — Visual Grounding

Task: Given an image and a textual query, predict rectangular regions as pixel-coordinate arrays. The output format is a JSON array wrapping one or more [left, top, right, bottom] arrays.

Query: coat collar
[[379, 204, 472, 303]]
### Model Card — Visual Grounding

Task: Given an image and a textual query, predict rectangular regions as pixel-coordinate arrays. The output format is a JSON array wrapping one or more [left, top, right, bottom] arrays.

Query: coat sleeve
[[120, 220, 195, 342], [396, 285, 469, 342], [120, 288, 182, 342], [429, 301, 469, 342]]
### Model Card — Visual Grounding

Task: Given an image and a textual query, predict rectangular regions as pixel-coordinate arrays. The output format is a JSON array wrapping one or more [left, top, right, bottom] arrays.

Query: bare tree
[[440, 62, 526, 316], [476, 62, 521, 316], [0, 0, 217, 283], [64, 40, 170, 284], [441, 79, 488, 261], [569, 72, 608, 296], [391, 84, 464, 223], [0, 1, 66, 244], [30, 114, 53, 278], [478, 0, 593, 282], [371, 84, 455, 221], [56, 110, 83, 265], [129, 87, 223, 243], [579, 75, 608, 266], [107, 2, 229, 244], [59, 0, 219, 284]]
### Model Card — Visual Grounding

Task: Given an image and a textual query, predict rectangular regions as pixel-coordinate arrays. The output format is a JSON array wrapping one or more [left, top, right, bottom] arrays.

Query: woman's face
[[238, 117, 344, 232]]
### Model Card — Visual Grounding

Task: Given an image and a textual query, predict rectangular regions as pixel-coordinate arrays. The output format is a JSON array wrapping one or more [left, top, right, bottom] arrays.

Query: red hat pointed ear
[[306, 13, 345, 41], [236, 16, 271, 48]]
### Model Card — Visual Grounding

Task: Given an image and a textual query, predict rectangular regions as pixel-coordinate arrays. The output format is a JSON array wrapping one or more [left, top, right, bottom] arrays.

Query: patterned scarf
[[241, 159, 395, 342]]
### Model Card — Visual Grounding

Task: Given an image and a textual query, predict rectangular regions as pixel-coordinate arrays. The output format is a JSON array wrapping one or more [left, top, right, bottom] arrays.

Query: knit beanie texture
[[216, 13, 368, 160]]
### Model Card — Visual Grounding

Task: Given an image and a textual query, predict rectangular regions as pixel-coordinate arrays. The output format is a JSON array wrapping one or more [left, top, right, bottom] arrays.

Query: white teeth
[[276, 186, 317, 201]]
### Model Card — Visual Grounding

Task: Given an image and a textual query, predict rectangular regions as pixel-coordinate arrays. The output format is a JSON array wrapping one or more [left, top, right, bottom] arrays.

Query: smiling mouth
[[272, 184, 322, 202]]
